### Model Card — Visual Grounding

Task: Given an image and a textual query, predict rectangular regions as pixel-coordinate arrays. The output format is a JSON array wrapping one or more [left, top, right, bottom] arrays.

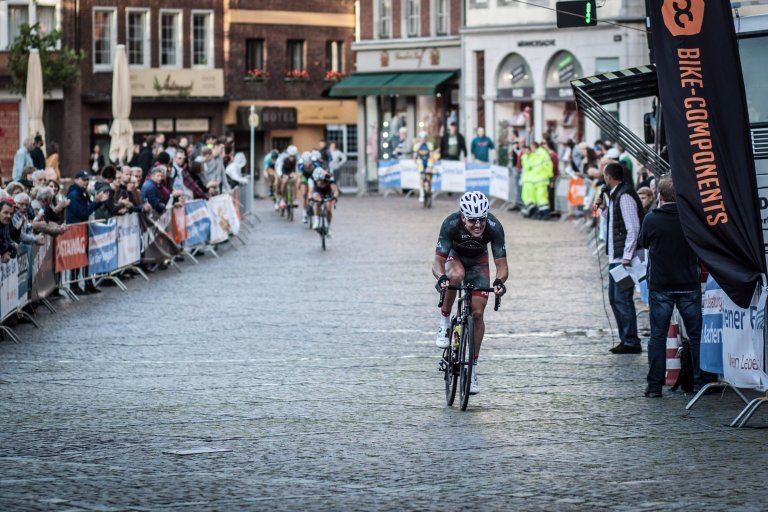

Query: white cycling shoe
[[469, 369, 479, 395], [435, 326, 450, 348]]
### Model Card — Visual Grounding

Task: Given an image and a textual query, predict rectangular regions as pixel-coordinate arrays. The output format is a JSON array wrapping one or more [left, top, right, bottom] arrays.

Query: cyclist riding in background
[[413, 131, 436, 204], [263, 149, 279, 198], [275, 145, 299, 210], [298, 151, 317, 223], [432, 192, 508, 395], [310, 166, 339, 236]]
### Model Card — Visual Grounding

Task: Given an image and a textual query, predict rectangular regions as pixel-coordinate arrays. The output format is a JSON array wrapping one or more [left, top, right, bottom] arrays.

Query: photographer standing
[[596, 163, 644, 354]]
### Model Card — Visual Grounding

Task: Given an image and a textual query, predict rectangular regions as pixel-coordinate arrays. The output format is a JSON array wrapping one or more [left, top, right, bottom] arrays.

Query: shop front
[[82, 68, 227, 164]]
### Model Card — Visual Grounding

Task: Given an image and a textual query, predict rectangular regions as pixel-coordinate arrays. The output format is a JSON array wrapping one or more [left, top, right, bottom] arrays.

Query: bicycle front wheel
[[458, 317, 475, 411], [444, 323, 458, 406]]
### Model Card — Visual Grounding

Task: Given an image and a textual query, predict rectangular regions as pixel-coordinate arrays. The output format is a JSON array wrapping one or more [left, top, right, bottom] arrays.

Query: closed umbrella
[[109, 44, 133, 164], [26, 48, 45, 143]]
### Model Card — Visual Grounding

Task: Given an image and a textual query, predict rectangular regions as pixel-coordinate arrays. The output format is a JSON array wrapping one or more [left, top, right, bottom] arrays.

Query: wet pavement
[[1, 195, 767, 511]]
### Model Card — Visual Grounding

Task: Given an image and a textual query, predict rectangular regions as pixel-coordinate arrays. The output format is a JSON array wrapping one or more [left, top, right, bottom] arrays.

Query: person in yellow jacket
[[519, 145, 536, 217], [532, 142, 553, 220], [413, 131, 436, 203]]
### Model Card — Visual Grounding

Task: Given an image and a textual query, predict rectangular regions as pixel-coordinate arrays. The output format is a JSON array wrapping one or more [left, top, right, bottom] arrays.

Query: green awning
[[328, 73, 398, 97], [329, 71, 457, 97], [380, 71, 456, 96]]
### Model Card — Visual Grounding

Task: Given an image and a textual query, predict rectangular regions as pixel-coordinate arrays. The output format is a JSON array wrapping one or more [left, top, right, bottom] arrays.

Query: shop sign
[[518, 40, 555, 47], [546, 87, 575, 100], [130, 68, 225, 98], [394, 49, 425, 61], [131, 119, 154, 133], [238, 107, 297, 130], [176, 118, 210, 132], [510, 65, 527, 84], [0, 102, 19, 173], [156, 119, 173, 132], [498, 87, 534, 100]]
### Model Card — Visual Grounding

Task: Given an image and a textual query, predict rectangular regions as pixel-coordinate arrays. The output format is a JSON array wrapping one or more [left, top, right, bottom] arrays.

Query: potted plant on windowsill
[[323, 70, 346, 83], [285, 70, 310, 82], [245, 69, 270, 82]]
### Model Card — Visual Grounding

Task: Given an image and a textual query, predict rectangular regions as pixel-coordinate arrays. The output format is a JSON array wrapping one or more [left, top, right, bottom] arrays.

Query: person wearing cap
[[225, 152, 248, 188], [66, 171, 110, 224]]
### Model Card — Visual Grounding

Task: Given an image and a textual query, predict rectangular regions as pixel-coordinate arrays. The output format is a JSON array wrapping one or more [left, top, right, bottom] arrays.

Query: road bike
[[438, 285, 501, 410], [421, 171, 434, 209], [311, 197, 336, 250], [279, 174, 297, 221]]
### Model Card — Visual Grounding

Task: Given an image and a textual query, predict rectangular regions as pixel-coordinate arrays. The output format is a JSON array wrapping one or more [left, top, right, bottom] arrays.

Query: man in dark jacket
[[30, 135, 46, 170], [439, 122, 467, 161], [0, 199, 18, 262], [138, 135, 156, 180], [66, 171, 109, 224], [637, 177, 703, 397]]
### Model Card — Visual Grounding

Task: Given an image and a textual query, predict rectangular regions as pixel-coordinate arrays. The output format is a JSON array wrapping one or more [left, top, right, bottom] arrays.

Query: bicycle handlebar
[[438, 285, 502, 311]]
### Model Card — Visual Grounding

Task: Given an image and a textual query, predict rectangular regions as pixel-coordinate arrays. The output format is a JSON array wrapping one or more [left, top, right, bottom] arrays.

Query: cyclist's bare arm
[[432, 254, 448, 283], [494, 257, 509, 293]]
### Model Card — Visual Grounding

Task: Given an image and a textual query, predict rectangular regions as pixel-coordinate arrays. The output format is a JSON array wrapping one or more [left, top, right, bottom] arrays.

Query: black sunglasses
[[466, 216, 487, 225]]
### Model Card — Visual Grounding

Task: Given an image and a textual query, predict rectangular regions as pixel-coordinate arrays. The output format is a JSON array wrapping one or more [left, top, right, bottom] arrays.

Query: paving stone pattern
[[1, 196, 767, 511]]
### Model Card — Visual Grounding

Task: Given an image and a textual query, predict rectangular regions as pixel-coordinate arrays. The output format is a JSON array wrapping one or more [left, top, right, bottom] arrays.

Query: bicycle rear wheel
[[444, 322, 458, 406], [458, 317, 475, 411]]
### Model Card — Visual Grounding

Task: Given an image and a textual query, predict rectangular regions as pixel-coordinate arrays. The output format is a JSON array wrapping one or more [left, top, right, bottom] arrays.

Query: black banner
[[649, 0, 765, 308]]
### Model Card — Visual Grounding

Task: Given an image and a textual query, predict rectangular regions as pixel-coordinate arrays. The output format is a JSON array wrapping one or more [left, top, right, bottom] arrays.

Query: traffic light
[[556, 1, 597, 28]]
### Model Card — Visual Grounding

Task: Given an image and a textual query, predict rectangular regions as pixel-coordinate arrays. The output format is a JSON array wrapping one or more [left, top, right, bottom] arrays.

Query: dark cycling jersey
[[435, 211, 506, 259], [282, 156, 297, 175], [314, 176, 336, 198]]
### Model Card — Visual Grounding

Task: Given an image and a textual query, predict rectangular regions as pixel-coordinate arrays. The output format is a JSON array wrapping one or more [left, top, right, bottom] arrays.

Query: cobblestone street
[[1, 196, 767, 511]]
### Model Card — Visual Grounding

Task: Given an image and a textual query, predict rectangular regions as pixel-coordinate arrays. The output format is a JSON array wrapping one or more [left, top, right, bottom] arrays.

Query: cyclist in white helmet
[[432, 191, 508, 395], [309, 166, 339, 235], [273, 145, 299, 210]]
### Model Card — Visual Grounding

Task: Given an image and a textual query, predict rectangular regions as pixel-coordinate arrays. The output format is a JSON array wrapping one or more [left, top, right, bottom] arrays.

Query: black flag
[[649, 0, 765, 308]]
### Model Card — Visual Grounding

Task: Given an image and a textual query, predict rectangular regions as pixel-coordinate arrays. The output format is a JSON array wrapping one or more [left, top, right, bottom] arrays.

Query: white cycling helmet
[[310, 149, 323, 162], [312, 167, 328, 182], [301, 151, 312, 163], [286, 145, 298, 157], [459, 192, 489, 218]]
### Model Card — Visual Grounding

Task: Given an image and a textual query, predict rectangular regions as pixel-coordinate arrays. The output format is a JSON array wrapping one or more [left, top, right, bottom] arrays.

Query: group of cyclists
[[263, 144, 339, 235]]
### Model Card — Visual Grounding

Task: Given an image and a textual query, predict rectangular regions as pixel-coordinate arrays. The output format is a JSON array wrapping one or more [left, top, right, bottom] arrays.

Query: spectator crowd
[[0, 131, 249, 296]]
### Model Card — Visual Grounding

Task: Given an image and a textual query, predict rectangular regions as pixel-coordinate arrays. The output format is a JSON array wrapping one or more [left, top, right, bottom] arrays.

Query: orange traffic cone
[[665, 320, 682, 387]]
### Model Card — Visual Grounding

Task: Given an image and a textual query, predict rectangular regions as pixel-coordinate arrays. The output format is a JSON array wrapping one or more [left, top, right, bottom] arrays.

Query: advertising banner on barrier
[[88, 221, 118, 275], [465, 163, 491, 195], [17, 244, 32, 306], [489, 166, 510, 202], [399, 159, 420, 190], [439, 160, 465, 193], [55, 223, 88, 273], [0, 258, 19, 320], [172, 206, 188, 245], [184, 200, 212, 247], [701, 276, 725, 375], [378, 160, 401, 188], [211, 194, 240, 236], [117, 214, 141, 268], [30, 236, 56, 301], [722, 287, 768, 389], [141, 209, 181, 264]]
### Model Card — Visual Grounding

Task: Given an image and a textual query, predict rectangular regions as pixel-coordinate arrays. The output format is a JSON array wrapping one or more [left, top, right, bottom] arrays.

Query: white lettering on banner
[[57, 237, 86, 257], [399, 159, 421, 190], [0, 259, 19, 320], [721, 288, 768, 389], [701, 324, 721, 344], [117, 214, 141, 268]]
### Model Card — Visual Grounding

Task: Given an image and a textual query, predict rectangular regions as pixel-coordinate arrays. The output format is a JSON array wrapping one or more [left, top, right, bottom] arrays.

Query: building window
[[191, 11, 213, 68], [287, 40, 305, 72], [93, 8, 116, 70], [435, 0, 449, 35], [245, 39, 265, 72], [36, 4, 57, 35], [405, 0, 420, 37], [126, 9, 149, 67], [7, 5, 28, 48], [160, 10, 182, 68], [326, 41, 343, 73], [377, 0, 391, 39]]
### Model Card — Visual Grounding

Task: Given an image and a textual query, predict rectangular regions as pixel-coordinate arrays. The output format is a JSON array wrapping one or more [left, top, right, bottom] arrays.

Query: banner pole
[[249, 104, 256, 214]]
